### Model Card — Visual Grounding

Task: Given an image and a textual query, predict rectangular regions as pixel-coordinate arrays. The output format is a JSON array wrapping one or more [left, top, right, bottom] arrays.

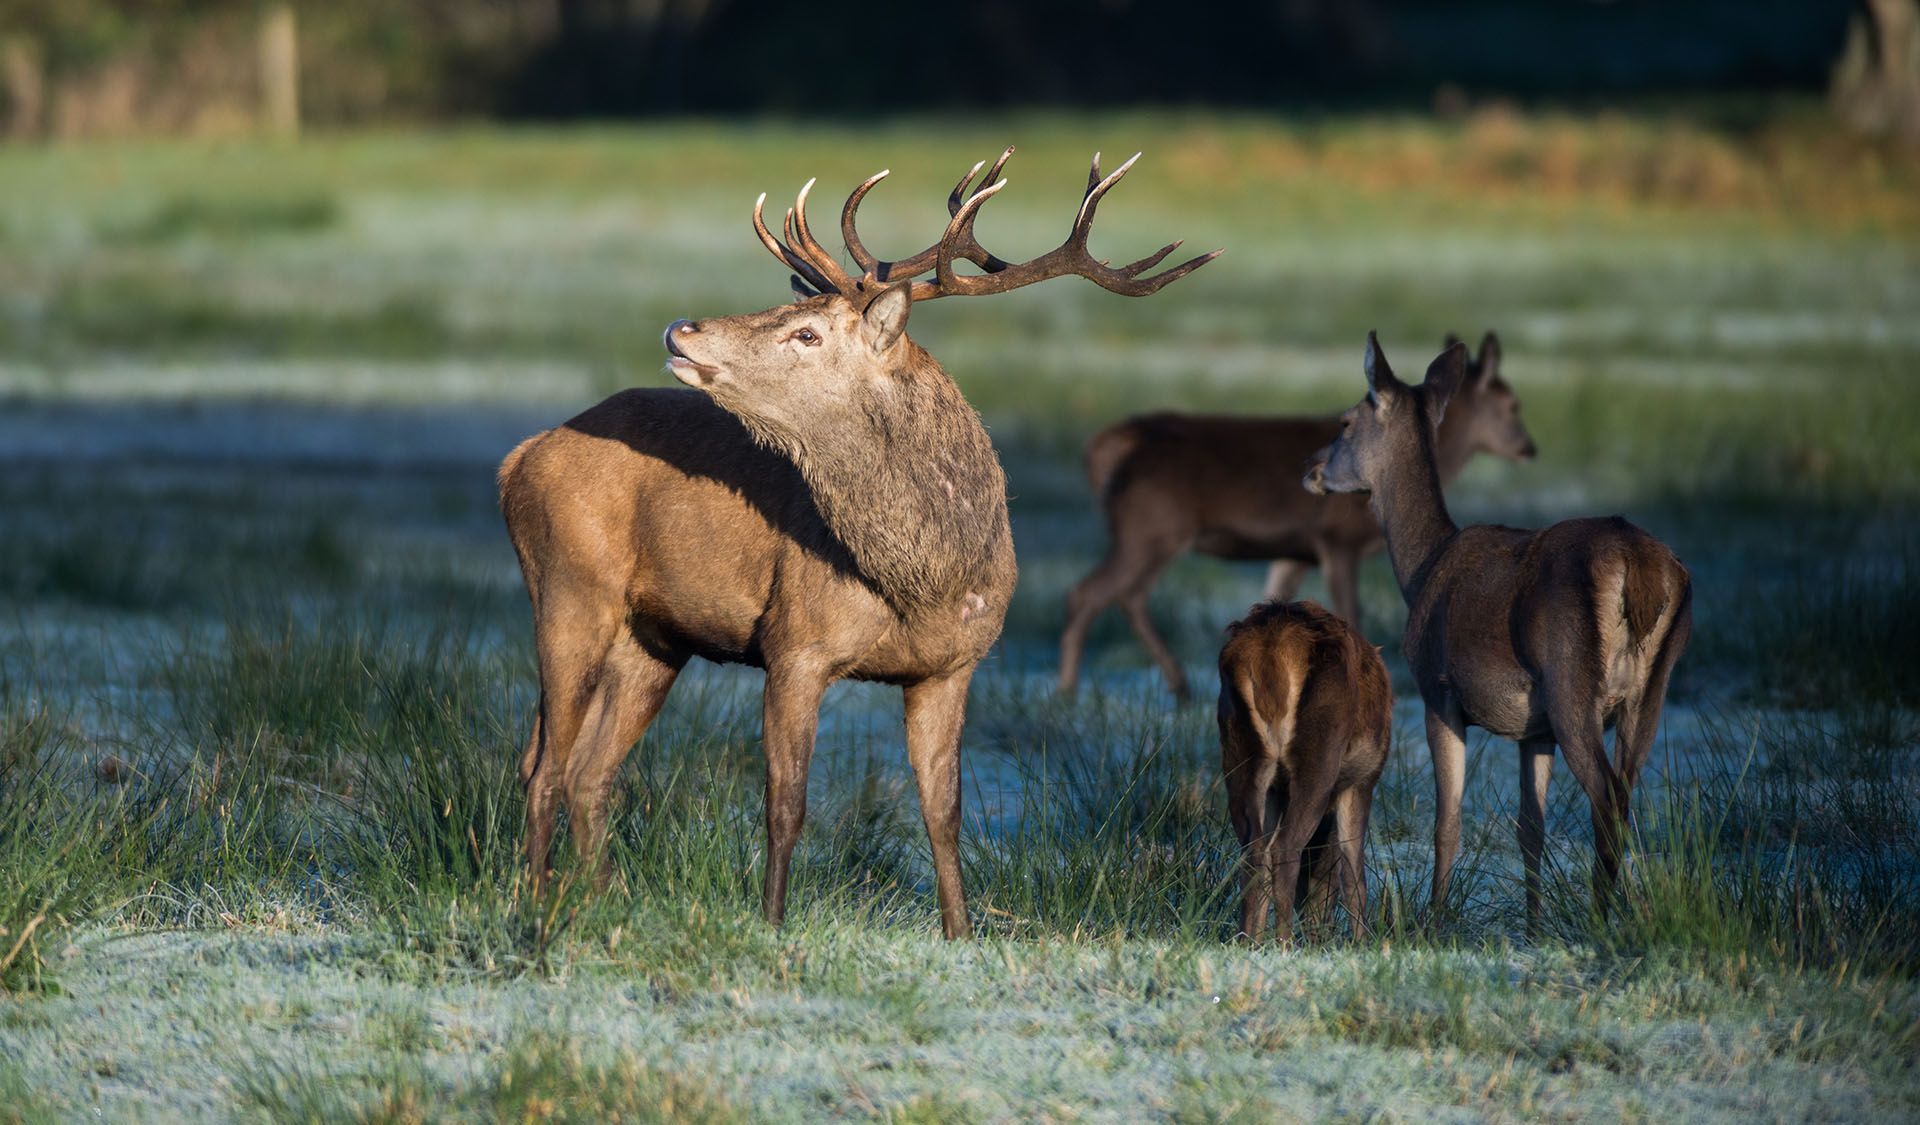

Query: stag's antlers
[[752, 147, 1220, 306]]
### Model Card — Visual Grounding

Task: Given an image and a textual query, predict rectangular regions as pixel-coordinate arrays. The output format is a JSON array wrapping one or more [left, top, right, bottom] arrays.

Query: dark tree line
[[0, 0, 1869, 136]]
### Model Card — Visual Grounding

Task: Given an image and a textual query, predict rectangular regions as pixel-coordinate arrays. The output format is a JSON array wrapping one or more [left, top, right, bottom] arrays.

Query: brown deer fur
[[1304, 334, 1691, 927], [1060, 334, 1534, 701], [1218, 600, 1392, 942], [499, 154, 1212, 939]]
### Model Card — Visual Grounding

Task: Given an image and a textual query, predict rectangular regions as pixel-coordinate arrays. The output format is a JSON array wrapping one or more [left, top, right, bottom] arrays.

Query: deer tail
[[1083, 420, 1145, 502]]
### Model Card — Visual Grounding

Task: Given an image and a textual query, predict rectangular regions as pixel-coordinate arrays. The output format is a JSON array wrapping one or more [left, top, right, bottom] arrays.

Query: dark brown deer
[[1059, 333, 1534, 701], [498, 148, 1217, 938], [1218, 600, 1392, 943], [1304, 334, 1691, 928]]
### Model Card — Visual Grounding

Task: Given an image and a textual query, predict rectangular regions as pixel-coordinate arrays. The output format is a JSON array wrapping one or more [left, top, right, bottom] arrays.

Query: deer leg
[[903, 669, 977, 939], [1426, 706, 1468, 915], [1298, 814, 1339, 933], [1262, 558, 1311, 603], [518, 711, 560, 891], [1517, 738, 1554, 936], [1320, 545, 1362, 629], [525, 594, 620, 896], [1552, 706, 1629, 916], [1121, 592, 1189, 702], [1333, 784, 1376, 941], [1268, 762, 1341, 946], [760, 665, 830, 927], [1057, 547, 1142, 697], [1228, 753, 1280, 940], [562, 640, 682, 891]]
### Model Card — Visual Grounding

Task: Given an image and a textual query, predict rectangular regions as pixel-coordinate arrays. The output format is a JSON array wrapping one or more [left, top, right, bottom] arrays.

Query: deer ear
[[789, 275, 815, 303], [1363, 331, 1405, 401], [861, 283, 911, 353], [1475, 331, 1502, 380], [1422, 341, 1470, 424], [1442, 331, 1463, 351]]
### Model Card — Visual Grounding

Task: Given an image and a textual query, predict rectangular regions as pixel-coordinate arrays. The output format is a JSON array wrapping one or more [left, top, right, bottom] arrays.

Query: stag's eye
[[789, 327, 821, 346]]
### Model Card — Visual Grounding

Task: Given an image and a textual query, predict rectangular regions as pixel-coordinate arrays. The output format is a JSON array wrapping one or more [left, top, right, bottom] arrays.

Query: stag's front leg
[[760, 665, 829, 927], [1425, 705, 1468, 914], [903, 669, 977, 939]]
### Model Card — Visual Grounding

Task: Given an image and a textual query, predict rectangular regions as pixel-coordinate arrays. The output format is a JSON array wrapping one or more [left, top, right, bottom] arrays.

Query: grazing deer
[[1218, 600, 1391, 942], [499, 148, 1217, 938], [1058, 333, 1534, 702], [1304, 334, 1690, 928]]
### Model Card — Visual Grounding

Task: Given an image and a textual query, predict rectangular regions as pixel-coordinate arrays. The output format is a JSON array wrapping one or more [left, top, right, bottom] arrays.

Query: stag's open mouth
[[663, 321, 721, 386]]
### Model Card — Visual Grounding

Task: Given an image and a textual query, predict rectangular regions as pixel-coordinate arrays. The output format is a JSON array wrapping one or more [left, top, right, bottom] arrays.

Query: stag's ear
[[789, 275, 816, 303], [1421, 341, 1471, 425], [1363, 331, 1406, 404], [861, 283, 912, 353], [1475, 331, 1502, 380]]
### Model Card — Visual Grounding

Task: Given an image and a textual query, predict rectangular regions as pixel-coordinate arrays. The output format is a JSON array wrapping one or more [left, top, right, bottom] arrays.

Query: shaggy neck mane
[[737, 343, 1010, 612]]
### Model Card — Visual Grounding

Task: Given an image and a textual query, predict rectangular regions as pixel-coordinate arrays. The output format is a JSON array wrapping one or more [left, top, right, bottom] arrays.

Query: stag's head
[[1304, 333, 1473, 496], [663, 148, 1220, 439], [1436, 330, 1537, 464]]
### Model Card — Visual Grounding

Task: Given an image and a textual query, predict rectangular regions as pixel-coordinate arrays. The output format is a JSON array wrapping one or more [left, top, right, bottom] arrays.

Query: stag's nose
[[1519, 438, 1539, 461], [663, 319, 697, 358], [1302, 462, 1327, 495]]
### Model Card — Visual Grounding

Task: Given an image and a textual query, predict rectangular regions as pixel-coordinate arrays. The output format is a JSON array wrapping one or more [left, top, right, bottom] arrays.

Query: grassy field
[[1, 109, 1918, 1121]]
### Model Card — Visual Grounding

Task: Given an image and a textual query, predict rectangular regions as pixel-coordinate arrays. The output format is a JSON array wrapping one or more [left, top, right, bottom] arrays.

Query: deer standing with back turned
[[1059, 333, 1534, 700], [1304, 334, 1690, 928], [1218, 599, 1392, 943], [498, 148, 1217, 937]]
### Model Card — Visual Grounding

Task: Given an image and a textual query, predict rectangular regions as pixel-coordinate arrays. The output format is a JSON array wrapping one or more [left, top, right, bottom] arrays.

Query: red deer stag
[[1218, 600, 1391, 942], [1304, 334, 1690, 928], [498, 148, 1217, 938], [1059, 333, 1534, 701]]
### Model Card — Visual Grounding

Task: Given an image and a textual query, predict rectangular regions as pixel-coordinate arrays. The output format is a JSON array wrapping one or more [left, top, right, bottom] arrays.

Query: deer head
[[662, 148, 1220, 445], [1304, 333, 1471, 496], [1438, 331, 1537, 465]]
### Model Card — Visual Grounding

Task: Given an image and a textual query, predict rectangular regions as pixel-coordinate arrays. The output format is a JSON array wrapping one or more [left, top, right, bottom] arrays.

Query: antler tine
[[840, 150, 1015, 286], [789, 177, 859, 295], [934, 177, 1011, 291], [753, 191, 830, 296], [1072, 151, 1141, 244], [924, 150, 1221, 300], [840, 169, 890, 275], [946, 159, 987, 216]]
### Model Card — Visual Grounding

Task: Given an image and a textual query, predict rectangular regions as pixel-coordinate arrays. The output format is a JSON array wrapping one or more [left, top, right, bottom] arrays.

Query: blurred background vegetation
[[0, 1, 1914, 137]]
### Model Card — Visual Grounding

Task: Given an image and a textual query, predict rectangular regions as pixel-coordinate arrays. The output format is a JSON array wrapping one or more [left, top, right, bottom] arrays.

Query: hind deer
[[1304, 334, 1691, 929], [499, 148, 1217, 938], [1058, 333, 1534, 702], [1218, 600, 1392, 943]]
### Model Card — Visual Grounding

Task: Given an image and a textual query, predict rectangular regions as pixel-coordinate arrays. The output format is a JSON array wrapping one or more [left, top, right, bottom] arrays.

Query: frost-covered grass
[[1, 113, 1917, 1119]]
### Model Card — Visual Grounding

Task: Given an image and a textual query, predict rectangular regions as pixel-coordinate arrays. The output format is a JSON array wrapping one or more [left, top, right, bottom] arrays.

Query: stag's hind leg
[[561, 638, 683, 890], [523, 589, 622, 894]]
